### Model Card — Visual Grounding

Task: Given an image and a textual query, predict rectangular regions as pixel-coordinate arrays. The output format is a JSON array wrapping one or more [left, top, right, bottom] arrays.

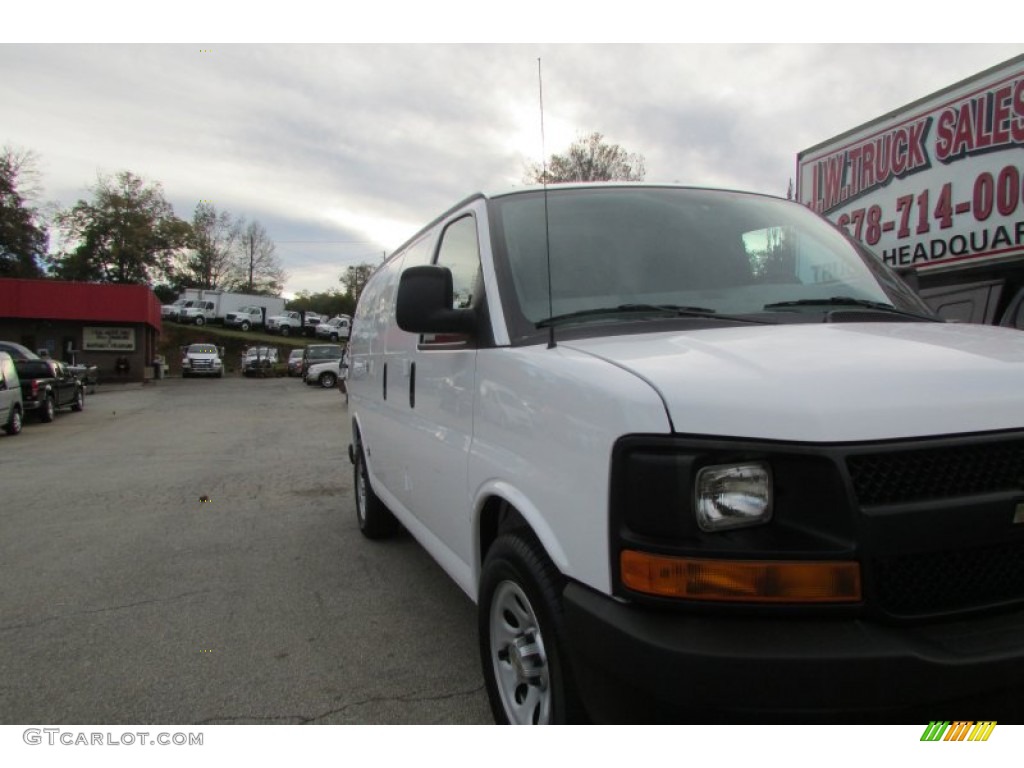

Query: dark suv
[[301, 344, 343, 377]]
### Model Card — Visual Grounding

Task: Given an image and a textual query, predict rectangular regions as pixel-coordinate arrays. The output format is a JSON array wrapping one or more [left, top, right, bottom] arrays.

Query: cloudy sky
[[2, 31, 1021, 297]]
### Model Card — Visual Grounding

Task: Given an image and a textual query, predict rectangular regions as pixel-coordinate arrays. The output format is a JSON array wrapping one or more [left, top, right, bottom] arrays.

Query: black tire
[[3, 406, 22, 435], [40, 395, 55, 423], [240, 321, 250, 331], [353, 444, 398, 539], [330, 333, 339, 342], [195, 316, 205, 326], [479, 531, 585, 724], [71, 389, 84, 412], [319, 371, 337, 389], [280, 326, 291, 337]]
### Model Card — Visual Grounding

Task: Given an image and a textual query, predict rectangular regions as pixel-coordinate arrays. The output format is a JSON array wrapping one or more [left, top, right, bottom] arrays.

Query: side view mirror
[[396, 265, 477, 335]]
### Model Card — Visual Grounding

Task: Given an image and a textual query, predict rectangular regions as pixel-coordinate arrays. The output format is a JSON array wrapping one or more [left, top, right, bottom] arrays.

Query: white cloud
[[3, 43, 1022, 295]]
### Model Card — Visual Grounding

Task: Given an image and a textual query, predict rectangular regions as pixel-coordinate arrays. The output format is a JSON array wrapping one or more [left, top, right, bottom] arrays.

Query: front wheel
[[319, 371, 337, 389], [3, 406, 22, 435], [71, 389, 84, 412], [479, 531, 585, 724], [353, 445, 398, 539], [194, 316, 205, 326], [240, 321, 250, 331]]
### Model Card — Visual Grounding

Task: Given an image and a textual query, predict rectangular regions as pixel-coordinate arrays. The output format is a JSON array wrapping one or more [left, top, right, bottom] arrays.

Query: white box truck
[[797, 54, 1024, 326], [174, 289, 286, 327]]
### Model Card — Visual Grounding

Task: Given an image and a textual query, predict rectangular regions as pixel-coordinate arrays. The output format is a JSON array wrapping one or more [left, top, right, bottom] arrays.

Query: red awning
[[0, 278, 162, 332]]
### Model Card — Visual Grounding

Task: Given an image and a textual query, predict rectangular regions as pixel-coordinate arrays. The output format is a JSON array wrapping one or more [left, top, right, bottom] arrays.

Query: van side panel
[[468, 346, 671, 595], [349, 253, 404, 490]]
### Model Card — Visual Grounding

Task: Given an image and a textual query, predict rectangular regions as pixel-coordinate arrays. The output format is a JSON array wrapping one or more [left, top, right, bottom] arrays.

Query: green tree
[[287, 288, 353, 318], [51, 171, 190, 284], [231, 219, 285, 295], [0, 146, 48, 278], [187, 201, 240, 290], [525, 131, 646, 184], [340, 262, 375, 307]]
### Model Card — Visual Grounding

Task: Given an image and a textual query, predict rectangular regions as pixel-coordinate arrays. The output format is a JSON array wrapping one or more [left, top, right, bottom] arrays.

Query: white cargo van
[[347, 184, 1024, 724]]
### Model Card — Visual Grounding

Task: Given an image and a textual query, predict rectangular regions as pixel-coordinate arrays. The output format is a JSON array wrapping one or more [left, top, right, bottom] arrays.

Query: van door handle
[[383, 363, 388, 401], [409, 362, 416, 409]]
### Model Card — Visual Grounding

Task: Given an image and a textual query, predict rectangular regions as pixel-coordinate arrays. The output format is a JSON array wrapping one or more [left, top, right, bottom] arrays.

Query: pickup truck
[[315, 315, 352, 341], [13, 358, 85, 422], [225, 305, 266, 331], [180, 344, 225, 378], [265, 311, 303, 336]]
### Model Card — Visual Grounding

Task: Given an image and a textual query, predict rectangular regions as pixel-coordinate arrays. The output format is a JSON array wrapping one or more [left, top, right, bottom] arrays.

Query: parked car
[[14, 358, 84, 422], [301, 344, 343, 378], [304, 357, 344, 388], [67, 363, 99, 394], [348, 183, 1024, 724], [287, 349, 304, 377], [0, 351, 24, 435], [0, 341, 40, 361], [242, 346, 279, 377]]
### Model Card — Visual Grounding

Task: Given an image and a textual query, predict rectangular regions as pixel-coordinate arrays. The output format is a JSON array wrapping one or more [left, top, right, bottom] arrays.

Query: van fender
[[472, 478, 571, 581], [349, 414, 366, 464]]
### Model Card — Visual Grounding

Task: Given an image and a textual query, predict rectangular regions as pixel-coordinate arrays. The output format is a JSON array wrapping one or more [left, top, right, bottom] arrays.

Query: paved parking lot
[[0, 377, 491, 724]]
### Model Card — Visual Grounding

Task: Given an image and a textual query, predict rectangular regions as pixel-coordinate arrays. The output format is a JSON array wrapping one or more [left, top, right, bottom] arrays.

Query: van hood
[[563, 323, 1024, 442]]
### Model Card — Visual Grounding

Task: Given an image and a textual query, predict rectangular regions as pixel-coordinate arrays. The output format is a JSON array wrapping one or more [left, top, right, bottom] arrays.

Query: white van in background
[[347, 184, 1024, 724]]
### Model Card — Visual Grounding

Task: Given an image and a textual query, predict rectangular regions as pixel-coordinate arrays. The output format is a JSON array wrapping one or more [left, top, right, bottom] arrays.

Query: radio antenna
[[538, 58, 556, 349]]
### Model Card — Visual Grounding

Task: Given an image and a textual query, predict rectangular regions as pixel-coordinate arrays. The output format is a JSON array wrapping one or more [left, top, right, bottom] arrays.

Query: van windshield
[[490, 187, 930, 328]]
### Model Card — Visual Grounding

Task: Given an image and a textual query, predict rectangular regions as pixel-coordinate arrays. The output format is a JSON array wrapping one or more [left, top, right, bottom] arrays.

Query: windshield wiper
[[762, 296, 940, 322], [536, 304, 770, 328]]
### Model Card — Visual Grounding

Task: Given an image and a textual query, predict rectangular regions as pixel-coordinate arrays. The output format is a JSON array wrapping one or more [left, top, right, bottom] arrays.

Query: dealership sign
[[82, 327, 136, 351], [797, 58, 1024, 273]]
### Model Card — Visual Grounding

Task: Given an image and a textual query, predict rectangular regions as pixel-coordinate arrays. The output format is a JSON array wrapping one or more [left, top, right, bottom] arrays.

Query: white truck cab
[[180, 343, 224, 378], [179, 301, 216, 326], [347, 184, 1024, 723]]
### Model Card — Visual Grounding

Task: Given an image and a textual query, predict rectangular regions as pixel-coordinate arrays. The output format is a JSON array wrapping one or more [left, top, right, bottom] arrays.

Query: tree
[[186, 201, 240, 290], [340, 262, 375, 307], [232, 219, 286, 295], [0, 146, 48, 278], [51, 171, 190, 284], [287, 288, 354, 318], [525, 132, 646, 184]]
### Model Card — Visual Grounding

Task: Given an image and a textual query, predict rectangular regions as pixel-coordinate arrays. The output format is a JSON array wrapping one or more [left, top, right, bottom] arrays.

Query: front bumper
[[562, 582, 1024, 723]]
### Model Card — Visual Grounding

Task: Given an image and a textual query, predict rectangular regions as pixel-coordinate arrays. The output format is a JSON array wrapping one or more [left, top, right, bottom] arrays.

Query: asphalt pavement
[[0, 376, 491, 724]]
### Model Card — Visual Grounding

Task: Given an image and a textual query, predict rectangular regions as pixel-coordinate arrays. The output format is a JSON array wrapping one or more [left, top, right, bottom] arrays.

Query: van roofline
[[382, 183, 791, 266]]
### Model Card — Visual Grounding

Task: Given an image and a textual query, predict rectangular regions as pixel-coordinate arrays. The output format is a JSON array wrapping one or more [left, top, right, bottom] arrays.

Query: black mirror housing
[[396, 265, 477, 335]]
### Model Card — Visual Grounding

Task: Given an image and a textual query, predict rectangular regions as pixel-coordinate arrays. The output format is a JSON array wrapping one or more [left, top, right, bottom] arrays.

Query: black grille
[[847, 441, 1024, 505], [873, 542, 1024, 617]]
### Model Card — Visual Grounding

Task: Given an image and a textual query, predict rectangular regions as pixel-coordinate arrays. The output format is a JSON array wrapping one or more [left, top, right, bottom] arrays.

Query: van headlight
[[695, 462, 772, 532]]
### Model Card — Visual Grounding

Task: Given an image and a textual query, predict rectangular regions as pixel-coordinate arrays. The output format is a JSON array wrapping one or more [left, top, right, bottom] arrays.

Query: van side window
[[436, 216, 482, 310]]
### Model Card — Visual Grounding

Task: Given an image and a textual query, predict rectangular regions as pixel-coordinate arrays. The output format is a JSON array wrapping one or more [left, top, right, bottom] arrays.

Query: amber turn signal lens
[[620, 550, 861, 603]]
